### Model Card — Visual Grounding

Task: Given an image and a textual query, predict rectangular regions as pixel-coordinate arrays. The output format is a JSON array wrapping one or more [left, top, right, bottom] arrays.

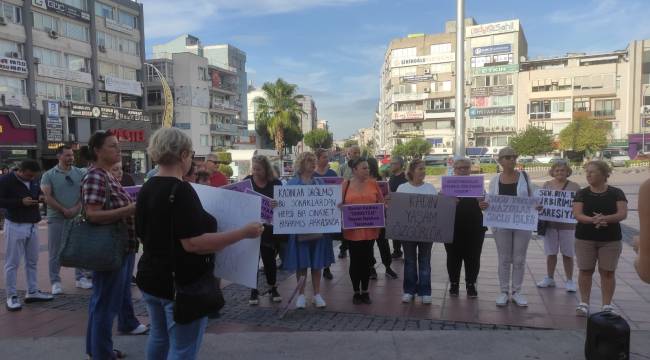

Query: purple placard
[[342, 203, 385, 230], [320, 177, 344, 185], [222, 178, 253, 193], [123, 186, 141, 201], [377, 181, 389, 196], [441, 176, 485, 197], [245, 189, 274, 224]]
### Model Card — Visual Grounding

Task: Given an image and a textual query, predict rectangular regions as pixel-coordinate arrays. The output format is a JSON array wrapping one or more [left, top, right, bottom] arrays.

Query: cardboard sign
[[320, 177, 344, 185], [245, 188, 274, 224], [441, 176, 485, 197], [272, 185, 342, 234], [385, 193, 456, 243], [342, 203, 385, 229], [377, 181, 389, 196], [535, 189, 577, 224], [483, 194, 539, 231], [123, 185, 141, 201], [191, 184, 261, 289], [222, 178, 253, 193]]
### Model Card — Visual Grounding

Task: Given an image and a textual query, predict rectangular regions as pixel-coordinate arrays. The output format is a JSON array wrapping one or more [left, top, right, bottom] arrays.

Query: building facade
[[0, 0, 147, 172], [295, 94, 317, 153]]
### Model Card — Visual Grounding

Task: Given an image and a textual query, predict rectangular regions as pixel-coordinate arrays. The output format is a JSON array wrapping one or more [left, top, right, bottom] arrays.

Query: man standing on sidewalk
[[40, 145, 92, 294], [0, 160, 53, 311]]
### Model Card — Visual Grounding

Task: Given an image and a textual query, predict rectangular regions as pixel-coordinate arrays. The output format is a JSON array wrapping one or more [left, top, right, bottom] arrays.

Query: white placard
[[483, 194, 539, 231], [535, 189, 577, 224], [191, 184, 261, 289], [272, 185, 342, 234]]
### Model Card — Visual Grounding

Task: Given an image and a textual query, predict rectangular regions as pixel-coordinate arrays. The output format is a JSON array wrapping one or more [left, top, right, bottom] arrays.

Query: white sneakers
[[75, 277, 93, 289], [401, 293, 414, 303], [422, 296, 433, 304], [51, 282, 63, 295], [536, 276, 556, 288], [496, 293, 509, 306], [313, 294, 327, 308], [565, 280, 577, 293], [576, 302, 589, 317], [295, 294, 306, 309], [602, 304, 616, 314], [127, 324, 149, 335], [25, 290, 53, 303], [295, 294, 327, 309], [511, 292, 528, 307], [6, 295, 21, 311]]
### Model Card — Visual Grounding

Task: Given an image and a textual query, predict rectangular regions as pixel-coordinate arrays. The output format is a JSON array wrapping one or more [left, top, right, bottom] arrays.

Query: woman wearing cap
[[481, 147, 536, 307]]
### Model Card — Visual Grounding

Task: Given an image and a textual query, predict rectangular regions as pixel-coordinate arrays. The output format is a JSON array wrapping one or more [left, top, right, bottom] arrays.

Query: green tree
[[254, 79, 305, 159], [509, 126, 554, 157], [392, 138, 432, 160], [343, 139, 359, 149], [303, 128, 333, 149], [559, 116, 610, 155]]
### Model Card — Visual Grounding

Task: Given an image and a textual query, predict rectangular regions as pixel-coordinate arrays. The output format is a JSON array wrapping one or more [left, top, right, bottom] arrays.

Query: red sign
[[0, 114, 37, 146], [110, 128, 145, 143]]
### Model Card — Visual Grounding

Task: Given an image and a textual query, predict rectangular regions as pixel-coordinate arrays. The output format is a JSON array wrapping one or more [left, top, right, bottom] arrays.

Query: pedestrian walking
[[388, 156, 408, 259], [573, 160, 628, 316], [313, 148, 338, 280], [367, 157, 397, 280]]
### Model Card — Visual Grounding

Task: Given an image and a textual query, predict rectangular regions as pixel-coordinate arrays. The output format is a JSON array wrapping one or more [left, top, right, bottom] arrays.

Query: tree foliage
[[559, 116, 610, 154], [303, 128, 333, 149], [392, 138, 432, 160], [509, 126, 554, 156], [343, 139, 359, 149]]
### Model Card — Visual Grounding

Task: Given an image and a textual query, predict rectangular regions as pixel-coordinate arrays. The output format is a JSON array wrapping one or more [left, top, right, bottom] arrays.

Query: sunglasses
[[65, 175, 74, 185]]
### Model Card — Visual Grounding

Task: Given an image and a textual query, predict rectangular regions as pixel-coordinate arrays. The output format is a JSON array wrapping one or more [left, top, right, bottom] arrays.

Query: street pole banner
[[535, 189, 577, 224], [123, 185, 141, 201], [191, 184, 261, 289], [222, 178, 253, 193], [377, 181, 389, 196], [272, 185, 342, 234], [320, 177, 344, 185], [441, 176, 485, 197], [245, 188, 274, 224], [385, 193, 456, 243], [483, 194, 539, 231], [342, 203, 385, 229]]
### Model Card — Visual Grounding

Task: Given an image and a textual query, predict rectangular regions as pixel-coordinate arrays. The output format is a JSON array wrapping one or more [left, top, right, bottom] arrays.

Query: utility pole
[[454, 0, 466, 157]]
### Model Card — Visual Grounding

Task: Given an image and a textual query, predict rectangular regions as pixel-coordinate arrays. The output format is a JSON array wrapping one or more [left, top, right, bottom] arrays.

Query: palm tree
[[254, 79, 305, 159]]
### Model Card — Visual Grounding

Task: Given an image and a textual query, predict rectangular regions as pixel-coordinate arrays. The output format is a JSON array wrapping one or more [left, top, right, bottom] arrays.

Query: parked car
[[423, 155, 448, 167], [478, 157, 498, 165], [534, 155, 561, 164], [610, 155, 630, 167]]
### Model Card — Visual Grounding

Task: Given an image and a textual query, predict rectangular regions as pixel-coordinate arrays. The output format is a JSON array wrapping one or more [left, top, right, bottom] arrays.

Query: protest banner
[[377, 181, 389, 196], [123, 185, 141, 201], [222, 178, 253, 193], [273, 185, 342, 234], [342, 203, 385, 229], [483, 194, 539, 231], [535, 189, 577, 224], [441, 176, 484, 197], [320, 177, 344, 185], [385, 193, 456, 243], [191, 184, 261, 288], [245, 188, 274, 224]]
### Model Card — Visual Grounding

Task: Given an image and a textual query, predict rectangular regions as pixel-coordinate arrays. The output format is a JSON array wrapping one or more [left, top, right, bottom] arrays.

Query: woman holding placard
[[283, 152, 335, 309], [245, 155, 284, 306], [397, 159, 438, 304], [482, 147, 535, 307], [313, 148, 338, 281], [573, 160, 627, 316], [341, 157, 384, 305], [536, 160, 581, 292]]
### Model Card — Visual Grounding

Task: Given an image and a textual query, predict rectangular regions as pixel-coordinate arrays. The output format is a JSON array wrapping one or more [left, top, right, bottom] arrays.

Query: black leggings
[[371, 228, 392, 267], [443, 232, 485, 284], [349, 240, 373, 292], [260, 244, 277, 286]]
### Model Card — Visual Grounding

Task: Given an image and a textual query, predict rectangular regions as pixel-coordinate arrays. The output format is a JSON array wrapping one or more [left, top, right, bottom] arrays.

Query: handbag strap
[[521, 171, 531, 197], [169, 181, 181, 276], [79, 171, 113, 220], [342, 180, 350, 203], [561, 181, 569, 191]]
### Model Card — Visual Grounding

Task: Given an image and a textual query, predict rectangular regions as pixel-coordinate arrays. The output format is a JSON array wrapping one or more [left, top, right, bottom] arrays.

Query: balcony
[[392, 129, 424, 138], [210, 123, 239, 135], [211, 82, 238, 94], [572, 110, 615, 120], [393, 93, 429, 102], [210, 100, 240, 113]]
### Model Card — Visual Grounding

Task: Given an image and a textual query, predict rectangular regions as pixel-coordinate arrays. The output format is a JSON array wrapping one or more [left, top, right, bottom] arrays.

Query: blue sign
[[174, 123, 191, 130], [473, 44, 512, 56]]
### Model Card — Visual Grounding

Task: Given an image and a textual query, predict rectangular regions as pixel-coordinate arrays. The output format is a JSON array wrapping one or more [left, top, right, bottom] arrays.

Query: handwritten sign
[[385, 193, 456, 243], [191, 184, 261, 289], [535, 189, 577, 224], [123, 185, 141, 201], [222, 178, 253, 193], [320, 177, 344, 185], [342, 203, 385, 229], [377, 181, 389, 196], [273, 185, 342, 234], [441, 176, 484, 197], [483, 194, 539, 231], [245, 189, 274, 224]]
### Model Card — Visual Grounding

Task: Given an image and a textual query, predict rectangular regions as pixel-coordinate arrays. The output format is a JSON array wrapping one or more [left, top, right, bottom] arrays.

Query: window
[[394, 102, 417, 111], [118, 10, 137, 29], [118, 38, 139, 56], [122, 67, 137, 81], [99, 91, 119, 107], [36, 81, 63, 100], [0, 39, 23, 59], [198, 67, 207, 81], [427, 98, 455, 111], [1, 1, 22, 24], [394, 84, 416, 94], [493, 135, 509, 147], [391, 66, 416, 77], [491, 95, 513, 107], [33, 47, 61, 67], [200, 134, 209, 147], [430, 43, 452, 54], [432, 81, 451, 92], [392, 47, 416, 59], [0, 76, 26, 95], [95, 2, 114, 19], [435, 120, 453, 129], [147, 90, 162, 106], [121, 95, 139, 109], [430, 62, 452, 74], [62, 20, 89, 42], [594, 99, 619, 117], [99, 61, 118, 77], [65, 85, 88, 102], [97, 31, 117, 49], [33, 12, 59, 32], [66, 54, 89, 72], [528, 100, 551, 119], [471, 56, 491, 68], [573, 98, 590, 111], [200, 112, 208, 125]]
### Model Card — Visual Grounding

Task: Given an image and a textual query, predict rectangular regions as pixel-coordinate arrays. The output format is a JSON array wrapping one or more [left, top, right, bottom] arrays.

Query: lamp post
[[454, 0, 466, 157]]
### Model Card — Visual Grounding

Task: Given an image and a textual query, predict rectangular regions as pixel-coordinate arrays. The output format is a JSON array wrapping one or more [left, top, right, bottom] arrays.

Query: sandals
[[576, 303, 589, 317]]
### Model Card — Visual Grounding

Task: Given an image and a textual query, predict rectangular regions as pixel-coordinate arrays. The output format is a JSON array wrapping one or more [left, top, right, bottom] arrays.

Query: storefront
[[0, 109, 40, 168]]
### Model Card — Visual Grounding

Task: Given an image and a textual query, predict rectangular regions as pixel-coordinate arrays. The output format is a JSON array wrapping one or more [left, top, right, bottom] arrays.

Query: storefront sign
[[401, 74, 435, 83], [46, 101, 59, 118], [469, 106, 516, 118], [392, 110, 424, 120], [391, 53, 455, 68], [109, 128, 145, 143], [467, 20, 519, 38], [470, 85, 513, 97], [38, 64, 92, 84], [473, 44, 512, 56], [0, 113, 37, 146], [104, 76, 142, 96], [70, 103, 144, 121], [32, 0, 90, 22], [472, 64, 519, 75], [0, 56, 28, 74]]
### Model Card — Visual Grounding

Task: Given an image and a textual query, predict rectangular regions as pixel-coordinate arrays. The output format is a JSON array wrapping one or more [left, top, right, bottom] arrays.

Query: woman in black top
[[445, 158, 486, 298], [573, 160, 627, 316], [135, 128, 263, 360], [366, 158, 397, 280], [245, 155, 283, 306]]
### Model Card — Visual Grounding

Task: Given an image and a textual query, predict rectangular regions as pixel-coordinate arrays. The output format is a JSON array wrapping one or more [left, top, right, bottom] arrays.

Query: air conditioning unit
[[467, 131, 474, 139], [424, 88, 431, 93], [99, 75, 105, 81], [33, 57, 40, 64], [431, 74, 438, 81], [6, 51, 19, 58], [468, 141, 475, 147], [99, 45, 106, 53], [48, 29, 59, 39], [0, 16, 6, 26], [424, 69, 431, 74], [60, 100, 70, 107]]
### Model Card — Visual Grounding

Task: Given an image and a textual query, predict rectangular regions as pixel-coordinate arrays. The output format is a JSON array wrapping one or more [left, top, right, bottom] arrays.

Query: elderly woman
[[82, 131, 138, 359], [444, 157, 486, 298], [283, 152, 335, 309], [482, 147, 536, 307], [573, 160, 627, 316], [135, 128, 263, 359], [536, 161, 581, 292]]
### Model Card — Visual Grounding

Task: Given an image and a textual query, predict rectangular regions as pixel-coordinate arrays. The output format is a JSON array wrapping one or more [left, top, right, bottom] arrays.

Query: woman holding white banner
[[536, 160, 580, 292], [313, 148, 338, 281], [245, 155, 284, 306], [482, 147, 536, 307], [283, 152, 335, 309]]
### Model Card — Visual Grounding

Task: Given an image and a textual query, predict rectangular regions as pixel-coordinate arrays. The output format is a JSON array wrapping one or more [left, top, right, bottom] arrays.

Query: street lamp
[[454, 0, 466, 157]]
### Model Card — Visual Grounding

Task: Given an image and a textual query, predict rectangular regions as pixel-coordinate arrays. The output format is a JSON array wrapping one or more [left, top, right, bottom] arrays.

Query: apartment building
[[295, 94, 317, 153], [146, 34, 250, 158], [0, 0, 147, 172]]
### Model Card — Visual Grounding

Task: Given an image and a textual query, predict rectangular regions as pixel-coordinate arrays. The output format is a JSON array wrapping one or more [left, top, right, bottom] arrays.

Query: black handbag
[[168, 182, 225, 324]]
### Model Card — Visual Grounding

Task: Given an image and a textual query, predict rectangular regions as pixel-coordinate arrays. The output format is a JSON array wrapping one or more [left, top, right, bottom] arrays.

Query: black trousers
[[392, 240, 402, 253], [371, 229, 392, 267], [260, 244, 277, 286], [348, 240, 373, 292], [339, 239, 349, 252], [443, 231, 485, 284]]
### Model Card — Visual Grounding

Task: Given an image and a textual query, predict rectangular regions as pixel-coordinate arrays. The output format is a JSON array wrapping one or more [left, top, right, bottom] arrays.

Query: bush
[[218, 164, 233, 178], [425, 166, 447, 176], [329, 161, 340, 173], [626, 160, 650, 167], [480, 164, 499, 173]]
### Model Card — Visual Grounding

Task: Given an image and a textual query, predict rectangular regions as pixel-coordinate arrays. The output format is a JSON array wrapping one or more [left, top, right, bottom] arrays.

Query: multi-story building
[[317, 119, 329, 131], [247, 86, 265, 148], [295, 94, 317, 153], [146, 34, 249, 158], [0, 0, 147, 172]]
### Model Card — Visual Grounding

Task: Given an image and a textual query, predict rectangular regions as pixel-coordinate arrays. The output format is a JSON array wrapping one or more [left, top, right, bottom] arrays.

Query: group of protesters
[[1, 126, 649, 360]]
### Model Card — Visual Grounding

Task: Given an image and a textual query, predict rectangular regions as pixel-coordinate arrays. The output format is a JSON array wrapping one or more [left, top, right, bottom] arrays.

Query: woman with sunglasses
[[481, 147, 536, 307]]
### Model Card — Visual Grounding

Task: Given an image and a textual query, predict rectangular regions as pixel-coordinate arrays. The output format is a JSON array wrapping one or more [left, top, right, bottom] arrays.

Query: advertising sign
[[104, 76, 142, 96], [70, 103, 144, 121], [32, 0, 90, 22], [467, 20, 519, 38], [472, 64, 519, 75], [0, 57, 28, 74], [392, 110, 425, 120], [469, 106, 516, 118], [391, 53, 455, 68], [473, 44, 512, 56], [401, 74, 435, 83]]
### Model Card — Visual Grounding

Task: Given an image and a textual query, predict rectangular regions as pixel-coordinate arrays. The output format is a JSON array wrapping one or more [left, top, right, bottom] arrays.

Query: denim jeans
[[142, 291, 208, 360], [117, 253, 141, 333], [402, 241, 433, 296]]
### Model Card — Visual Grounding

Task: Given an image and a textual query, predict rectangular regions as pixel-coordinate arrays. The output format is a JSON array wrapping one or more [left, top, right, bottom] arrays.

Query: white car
[[610, 155, 630, 167], [534, 156, 560, 164]]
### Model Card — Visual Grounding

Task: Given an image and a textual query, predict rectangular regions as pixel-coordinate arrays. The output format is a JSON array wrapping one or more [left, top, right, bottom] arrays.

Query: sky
[[140, 0, 650, 140]]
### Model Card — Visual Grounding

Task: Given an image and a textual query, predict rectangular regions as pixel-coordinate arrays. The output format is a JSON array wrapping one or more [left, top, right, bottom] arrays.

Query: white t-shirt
[[396, 182, 437, 195]]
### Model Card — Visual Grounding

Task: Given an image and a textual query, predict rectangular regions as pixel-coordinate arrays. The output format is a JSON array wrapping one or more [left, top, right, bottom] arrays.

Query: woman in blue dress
[[283, 151, 335, 309]]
